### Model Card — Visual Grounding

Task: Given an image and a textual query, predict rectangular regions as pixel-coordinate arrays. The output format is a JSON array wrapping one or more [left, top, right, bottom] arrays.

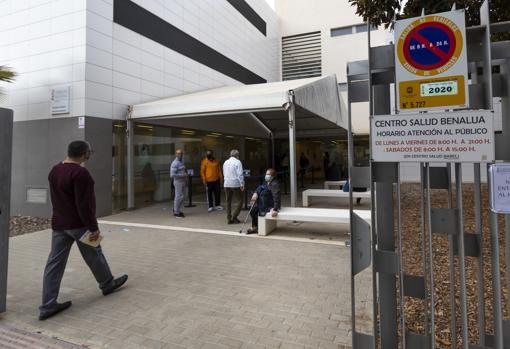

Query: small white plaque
[[26, 188, 47, 204], [78, 116, 85, 129], [489, 164, 510, 214], [51, 86, 71, 115]]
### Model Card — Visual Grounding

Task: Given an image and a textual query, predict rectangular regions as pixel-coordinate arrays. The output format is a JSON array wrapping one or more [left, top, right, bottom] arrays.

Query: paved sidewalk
[[1, 223, 372, 349], [0, 324, 86, 349]]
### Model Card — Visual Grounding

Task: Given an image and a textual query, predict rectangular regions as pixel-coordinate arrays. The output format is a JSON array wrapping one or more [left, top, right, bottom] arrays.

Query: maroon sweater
[[48, 162, 98, 232]]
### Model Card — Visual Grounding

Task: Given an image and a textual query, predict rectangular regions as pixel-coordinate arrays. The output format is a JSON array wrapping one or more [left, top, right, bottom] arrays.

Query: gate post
[[0, 108, 13, 313]]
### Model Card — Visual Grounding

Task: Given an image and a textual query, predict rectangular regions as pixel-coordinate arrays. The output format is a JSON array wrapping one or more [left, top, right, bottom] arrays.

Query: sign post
[[395, 10, 469, 112]]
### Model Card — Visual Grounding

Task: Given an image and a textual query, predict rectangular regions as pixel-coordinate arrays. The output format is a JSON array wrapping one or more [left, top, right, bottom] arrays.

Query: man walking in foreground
[[223, 149, 244, 224], [39, 141, 127, 320], [200, 149, 223, 212], [170, 148, 188, 218]]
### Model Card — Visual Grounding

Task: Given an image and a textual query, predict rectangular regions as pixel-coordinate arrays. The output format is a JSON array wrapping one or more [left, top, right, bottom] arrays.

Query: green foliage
[[0, 66, 16, 83], [349, 0, 510, 39]]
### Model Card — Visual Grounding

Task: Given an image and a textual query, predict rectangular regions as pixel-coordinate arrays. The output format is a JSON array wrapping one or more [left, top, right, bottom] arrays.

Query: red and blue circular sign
[[397, 16, 463, 76]]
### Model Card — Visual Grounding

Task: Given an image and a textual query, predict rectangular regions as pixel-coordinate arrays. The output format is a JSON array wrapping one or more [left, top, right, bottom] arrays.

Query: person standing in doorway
[[170, 148, 188, 218], [39, 141, 127, 321], [201, 150, 223, 212], [223, 149, 244, 224]]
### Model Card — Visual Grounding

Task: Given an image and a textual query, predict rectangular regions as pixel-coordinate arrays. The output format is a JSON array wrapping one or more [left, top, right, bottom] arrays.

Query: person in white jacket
[[222, 149, 244, 224]]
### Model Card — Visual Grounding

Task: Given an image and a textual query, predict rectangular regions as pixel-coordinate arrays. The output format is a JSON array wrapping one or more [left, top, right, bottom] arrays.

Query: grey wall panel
[[85, 116, 113, 218], [11, 117, 84, 218], [0, 109, 13, 313]]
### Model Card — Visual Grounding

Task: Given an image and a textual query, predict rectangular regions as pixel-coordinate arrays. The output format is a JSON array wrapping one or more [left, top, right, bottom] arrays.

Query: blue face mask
[[265, 175, 271, 182]]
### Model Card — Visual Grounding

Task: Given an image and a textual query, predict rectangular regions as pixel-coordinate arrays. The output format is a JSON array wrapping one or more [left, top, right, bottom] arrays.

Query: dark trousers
[[250, 206, 260, 228], [206, 180, 221, 208], [225, 187, 242, 222], [40, 228, 113, 311]]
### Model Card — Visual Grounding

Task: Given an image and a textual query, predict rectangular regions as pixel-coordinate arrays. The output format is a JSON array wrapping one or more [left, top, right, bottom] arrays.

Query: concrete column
[[0, 109, 13, 313]]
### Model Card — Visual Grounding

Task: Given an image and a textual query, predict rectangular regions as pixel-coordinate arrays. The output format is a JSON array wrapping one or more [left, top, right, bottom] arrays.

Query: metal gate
[[348, 2, 510, 348]]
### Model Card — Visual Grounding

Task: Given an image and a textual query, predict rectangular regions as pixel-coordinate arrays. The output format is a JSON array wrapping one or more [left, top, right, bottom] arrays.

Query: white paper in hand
[[80, 231, 103, 248]]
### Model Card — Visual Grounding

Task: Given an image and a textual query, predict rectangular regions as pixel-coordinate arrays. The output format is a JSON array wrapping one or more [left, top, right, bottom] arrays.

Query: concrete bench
[[323, 180, 346, 189], [258, 207, 371, 236], [302, 189, 371, 207]]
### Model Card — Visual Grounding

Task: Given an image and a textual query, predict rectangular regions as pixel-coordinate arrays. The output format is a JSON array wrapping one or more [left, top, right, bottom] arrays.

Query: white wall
[[0, 0, 281, 121], [84, 0, 281, 120], [0, 0, 87, 122]]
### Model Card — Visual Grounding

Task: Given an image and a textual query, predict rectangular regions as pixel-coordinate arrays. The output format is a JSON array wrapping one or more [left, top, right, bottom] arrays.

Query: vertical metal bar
[[396, 163, 406, 349], [367, 19, 379, 348], [271, 134, 275, 168], [287, 92, 297, 208], [425, 163, 436, 349], [447, 163, 457, 349], [455, 163, 469, 348], [488, 165, 504, 349], [127, 117, 135, 210], [421, 163, 429, 338], [0, 109, 13, 314], [474, 163, 486, 346]]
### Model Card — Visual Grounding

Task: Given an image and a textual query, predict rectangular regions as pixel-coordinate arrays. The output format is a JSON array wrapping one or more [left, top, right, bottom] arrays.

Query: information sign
[[51, 85, 71, 115], [371, 110, 494, 162], [395, 10, 469, 112], [489, 164, 510, 214]]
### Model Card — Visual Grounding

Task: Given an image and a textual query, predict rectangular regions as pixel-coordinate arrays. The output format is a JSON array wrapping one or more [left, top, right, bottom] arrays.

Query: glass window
[[331, 26, 353, 37], [354, 23, 378, 33]]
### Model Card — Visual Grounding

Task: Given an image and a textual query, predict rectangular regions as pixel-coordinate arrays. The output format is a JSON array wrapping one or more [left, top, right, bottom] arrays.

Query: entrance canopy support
[[127, 108, 135, 210], [288, 92, 297, 207]]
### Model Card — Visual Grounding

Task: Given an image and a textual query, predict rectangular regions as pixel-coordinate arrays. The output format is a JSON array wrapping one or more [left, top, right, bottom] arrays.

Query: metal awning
[[126, 75, 346, 209]]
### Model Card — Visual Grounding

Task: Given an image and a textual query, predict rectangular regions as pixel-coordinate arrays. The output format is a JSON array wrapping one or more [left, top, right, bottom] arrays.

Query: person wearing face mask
[[170, 148, 188, 218], [39, 141, 127, 320], [246, 168, 281, 234], [200, 150, 223, 212]]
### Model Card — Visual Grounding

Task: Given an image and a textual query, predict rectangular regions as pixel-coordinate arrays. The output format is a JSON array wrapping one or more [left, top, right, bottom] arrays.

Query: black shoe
[[228, 220, 234, 224], [102, 275, 128, 296], [247, 228, 258, 234], [174, 212, 185, 218], [232, 218, 241, 224], [179, 212, 185, 218], [39, 301, 72, 320]]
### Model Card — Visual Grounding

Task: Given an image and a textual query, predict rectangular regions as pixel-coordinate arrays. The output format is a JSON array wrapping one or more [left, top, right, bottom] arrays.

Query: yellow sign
[[394, 10, 468, 112], [399, 75, 466, 110]]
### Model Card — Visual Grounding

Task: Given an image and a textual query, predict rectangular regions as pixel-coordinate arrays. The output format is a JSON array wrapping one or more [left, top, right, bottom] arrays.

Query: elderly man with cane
[[240, 168, 281, 235]]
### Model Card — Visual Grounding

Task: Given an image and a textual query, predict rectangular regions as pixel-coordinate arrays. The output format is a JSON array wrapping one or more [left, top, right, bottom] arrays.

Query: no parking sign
[[395, 10, 469, 112]]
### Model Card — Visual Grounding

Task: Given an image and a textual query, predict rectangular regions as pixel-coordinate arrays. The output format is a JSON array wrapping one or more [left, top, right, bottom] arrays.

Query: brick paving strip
[[0, 324, 86, 349]]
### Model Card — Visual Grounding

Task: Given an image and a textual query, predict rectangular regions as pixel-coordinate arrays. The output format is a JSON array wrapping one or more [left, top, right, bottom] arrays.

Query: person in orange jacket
[[200, 150, 223, 212]]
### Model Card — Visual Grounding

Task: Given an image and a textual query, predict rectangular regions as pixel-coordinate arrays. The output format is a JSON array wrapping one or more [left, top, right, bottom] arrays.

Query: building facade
[[0, 0, 280, 216]]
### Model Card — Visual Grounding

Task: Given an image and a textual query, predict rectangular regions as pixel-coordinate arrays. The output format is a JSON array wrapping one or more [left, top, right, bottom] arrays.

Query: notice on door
[[489, 164, 510, 214], [371, 110, 494, 162]]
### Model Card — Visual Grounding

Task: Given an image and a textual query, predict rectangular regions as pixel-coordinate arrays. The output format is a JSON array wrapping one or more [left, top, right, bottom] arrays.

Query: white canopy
[[130, 75, 347, 138], [127, 75, 347, 209]]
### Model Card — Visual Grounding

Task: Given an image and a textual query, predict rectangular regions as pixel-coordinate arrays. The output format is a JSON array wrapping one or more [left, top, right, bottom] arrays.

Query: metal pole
[[127, 116, 135, 210], [0, 109, 13, 314], [447, 163, 457, 349], [366, 19, 379, 349], [488, 165, 504, 349], [425, 163, 436, 349], [455, 163, 469, 349], [271, 134, 275, 168], [474, 163, 485, 346], [288, 92, 297, 207], [421, 163, 429, 338], [397, 163, 406, 349]]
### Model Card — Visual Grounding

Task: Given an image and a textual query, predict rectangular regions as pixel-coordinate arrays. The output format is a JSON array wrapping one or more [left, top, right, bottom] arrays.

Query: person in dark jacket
[[39, 141, 127, 320], [246, 168, 281, 234]]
